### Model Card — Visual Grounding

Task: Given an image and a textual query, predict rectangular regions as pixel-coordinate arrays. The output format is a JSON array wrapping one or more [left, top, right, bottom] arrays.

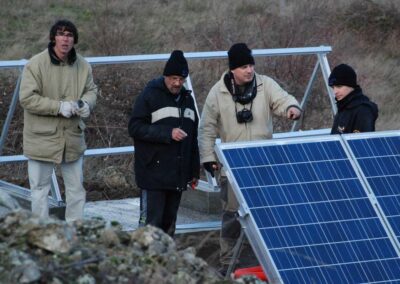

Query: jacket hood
[[337, 87, 378, 119]]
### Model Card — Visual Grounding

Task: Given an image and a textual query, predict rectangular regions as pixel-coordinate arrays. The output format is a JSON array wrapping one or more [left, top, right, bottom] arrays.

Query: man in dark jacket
[[128, 50, 200, 236], [329, 64, 378, 134]]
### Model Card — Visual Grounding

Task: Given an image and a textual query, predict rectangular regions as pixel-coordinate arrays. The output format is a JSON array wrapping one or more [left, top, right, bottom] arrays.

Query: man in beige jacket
[[198, 43, 301, 275], [19, 19, 97, 222]]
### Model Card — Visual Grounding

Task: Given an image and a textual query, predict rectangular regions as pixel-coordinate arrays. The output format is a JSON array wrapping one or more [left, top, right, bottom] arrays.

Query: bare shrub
[[341, 0, 400, 46], [1, 0, 400, 200]]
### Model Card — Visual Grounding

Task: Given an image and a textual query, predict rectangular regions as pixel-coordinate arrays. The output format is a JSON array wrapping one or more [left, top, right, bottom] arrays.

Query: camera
[[236, 108, 253, 123]]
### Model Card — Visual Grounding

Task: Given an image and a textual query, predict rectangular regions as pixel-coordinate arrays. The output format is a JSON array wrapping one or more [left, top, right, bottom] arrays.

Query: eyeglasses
[[167, 76, 186, 84], [56, 31, 74, 38]]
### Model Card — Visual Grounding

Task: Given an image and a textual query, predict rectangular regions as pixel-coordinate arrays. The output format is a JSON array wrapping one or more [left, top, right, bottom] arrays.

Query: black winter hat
[[228, 43, 255, 70], [163, 50, 189, 78], [328, 64, 357, 88]]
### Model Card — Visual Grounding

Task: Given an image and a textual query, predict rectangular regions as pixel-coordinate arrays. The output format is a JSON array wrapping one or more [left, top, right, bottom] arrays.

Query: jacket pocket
[[30, 117, 57, 135]]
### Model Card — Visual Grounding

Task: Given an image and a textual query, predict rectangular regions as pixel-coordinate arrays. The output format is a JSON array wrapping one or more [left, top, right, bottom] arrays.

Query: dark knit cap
[[228, 43, 255, 70], [163, 50, 189, 78], [328, 64, 357, 88]]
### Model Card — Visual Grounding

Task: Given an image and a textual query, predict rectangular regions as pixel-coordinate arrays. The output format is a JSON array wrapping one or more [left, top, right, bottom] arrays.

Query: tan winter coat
[[19, 49, 97, 163], [199, 71, 300, 164]]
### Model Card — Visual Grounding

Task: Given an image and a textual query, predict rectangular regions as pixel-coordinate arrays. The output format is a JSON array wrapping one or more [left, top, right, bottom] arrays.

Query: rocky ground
[[0, 191, 265, 284]]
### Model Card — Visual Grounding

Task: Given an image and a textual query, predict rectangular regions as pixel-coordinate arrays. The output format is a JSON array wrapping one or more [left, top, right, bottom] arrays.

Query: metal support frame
[[225, 228, 246, 279], [0, 68, 23, 155], [318, 53, 337, 114], [0, 46, 333, 211], [290, 54, 336, 132], [50, 169, 63, 205], [291, 60, 319, 131]]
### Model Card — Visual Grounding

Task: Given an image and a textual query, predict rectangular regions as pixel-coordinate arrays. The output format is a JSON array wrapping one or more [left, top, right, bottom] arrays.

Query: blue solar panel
[[345, 132, 400, 244], [215, 134, 400, 284]]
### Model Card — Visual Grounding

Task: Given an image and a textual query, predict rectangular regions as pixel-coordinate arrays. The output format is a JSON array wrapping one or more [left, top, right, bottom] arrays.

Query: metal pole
[[225, 229, 245, 279], [291, 60, 320, 132], [184, 75, 201, 120], [318, 53, 337, 115], [50, 169, 64, 205], [0, 70, 22, 155]]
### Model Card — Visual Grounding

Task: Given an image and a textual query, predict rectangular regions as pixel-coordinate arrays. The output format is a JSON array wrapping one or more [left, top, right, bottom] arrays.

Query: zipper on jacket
[[177, 94, 187, 191]]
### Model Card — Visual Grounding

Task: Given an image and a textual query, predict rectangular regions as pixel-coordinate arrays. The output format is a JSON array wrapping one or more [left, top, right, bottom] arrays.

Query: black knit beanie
[[328, 64, 357, 88], [228, 43, 255, 70], [163, 50, 189, 78]]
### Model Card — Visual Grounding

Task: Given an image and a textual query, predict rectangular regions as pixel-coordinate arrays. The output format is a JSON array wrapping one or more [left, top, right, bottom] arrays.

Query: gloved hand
[[203, 162, 218, 177], [75, 100, 90, 118], [58, 101, 74, 118]]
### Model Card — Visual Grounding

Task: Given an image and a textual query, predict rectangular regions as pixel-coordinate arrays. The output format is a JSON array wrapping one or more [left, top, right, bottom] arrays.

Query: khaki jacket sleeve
[[19, 62, 60, 116], [198, 86, 220, 164], [262, 75, 300, 117], [80, 64, 97, 110]]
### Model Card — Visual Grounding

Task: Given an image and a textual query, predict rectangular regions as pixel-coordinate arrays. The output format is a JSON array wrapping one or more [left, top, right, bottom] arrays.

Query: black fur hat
[[328, 64, 357, 88], [163, 50, 189, 78]]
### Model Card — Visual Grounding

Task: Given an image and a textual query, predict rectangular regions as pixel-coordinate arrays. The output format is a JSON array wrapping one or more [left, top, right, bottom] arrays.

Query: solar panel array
[[215, 131, 400, 284], [345, 133, 400, 244]]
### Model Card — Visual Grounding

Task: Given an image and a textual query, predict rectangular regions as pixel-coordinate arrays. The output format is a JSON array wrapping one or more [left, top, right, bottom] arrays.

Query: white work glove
[[58, 101, 74, 118], [75, 101, 90, 118]]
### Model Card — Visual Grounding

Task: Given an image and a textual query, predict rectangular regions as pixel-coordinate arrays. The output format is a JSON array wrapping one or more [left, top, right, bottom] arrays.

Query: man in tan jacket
[[19, 19, 97, 222], [198, 43, 301, 275]]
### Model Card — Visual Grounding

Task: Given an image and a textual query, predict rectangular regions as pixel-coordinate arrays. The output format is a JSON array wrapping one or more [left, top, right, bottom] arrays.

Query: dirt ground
[[174, 230, 260, 275]]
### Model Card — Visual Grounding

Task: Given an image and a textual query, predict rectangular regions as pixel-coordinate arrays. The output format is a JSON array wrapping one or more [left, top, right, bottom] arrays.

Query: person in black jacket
[[328, 63, 378, 134], [128, 50, 200, 236]]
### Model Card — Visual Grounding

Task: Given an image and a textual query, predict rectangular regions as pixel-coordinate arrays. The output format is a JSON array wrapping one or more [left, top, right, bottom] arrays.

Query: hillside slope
[[1, 0, 399, 198]]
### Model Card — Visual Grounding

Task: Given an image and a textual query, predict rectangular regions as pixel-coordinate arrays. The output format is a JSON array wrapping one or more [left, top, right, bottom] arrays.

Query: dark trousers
[[139, 189, 182, 237]]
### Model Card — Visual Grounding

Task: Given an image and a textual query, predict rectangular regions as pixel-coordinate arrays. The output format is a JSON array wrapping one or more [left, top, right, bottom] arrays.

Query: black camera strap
[[226, 73, 256, 123], [228, 74, 257, 105]]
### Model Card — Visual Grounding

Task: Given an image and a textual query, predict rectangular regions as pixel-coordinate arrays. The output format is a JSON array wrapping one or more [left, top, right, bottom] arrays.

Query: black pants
[[139, 189, 182, 237]]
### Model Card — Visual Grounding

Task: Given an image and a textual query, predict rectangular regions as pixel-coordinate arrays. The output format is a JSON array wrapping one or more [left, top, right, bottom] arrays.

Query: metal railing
[[0, 46, 334, 211]]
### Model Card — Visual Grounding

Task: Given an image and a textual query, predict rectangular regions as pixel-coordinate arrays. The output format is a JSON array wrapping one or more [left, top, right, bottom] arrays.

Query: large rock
[[0, 210, 264, 283], [95, 166, 140, 197], [96, 166, 131, 190]]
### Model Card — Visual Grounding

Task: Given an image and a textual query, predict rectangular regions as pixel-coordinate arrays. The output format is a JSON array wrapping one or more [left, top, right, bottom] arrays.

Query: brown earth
[[175, 230, 260, 276]]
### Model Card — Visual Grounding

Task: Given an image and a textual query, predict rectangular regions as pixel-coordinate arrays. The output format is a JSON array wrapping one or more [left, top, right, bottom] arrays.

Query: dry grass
[[1, 0, 399, 133], [1, 0, 400, 194]]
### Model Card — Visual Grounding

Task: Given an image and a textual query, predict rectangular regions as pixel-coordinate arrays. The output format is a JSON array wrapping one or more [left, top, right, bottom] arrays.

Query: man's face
[[53, 28, 75, 60], [231, 64, 255, 86], [164, 75, 186, 95], [332, 85, 354, 101]]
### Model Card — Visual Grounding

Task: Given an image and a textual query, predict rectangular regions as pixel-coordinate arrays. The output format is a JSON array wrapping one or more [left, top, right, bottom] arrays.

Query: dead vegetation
[[1, 0, 400, 198], [0, 209, 230, 283]]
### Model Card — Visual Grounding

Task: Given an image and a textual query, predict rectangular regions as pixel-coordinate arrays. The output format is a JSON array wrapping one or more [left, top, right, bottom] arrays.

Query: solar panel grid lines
[[343, 131, 400, 250], [215, 133, 400, 284]]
